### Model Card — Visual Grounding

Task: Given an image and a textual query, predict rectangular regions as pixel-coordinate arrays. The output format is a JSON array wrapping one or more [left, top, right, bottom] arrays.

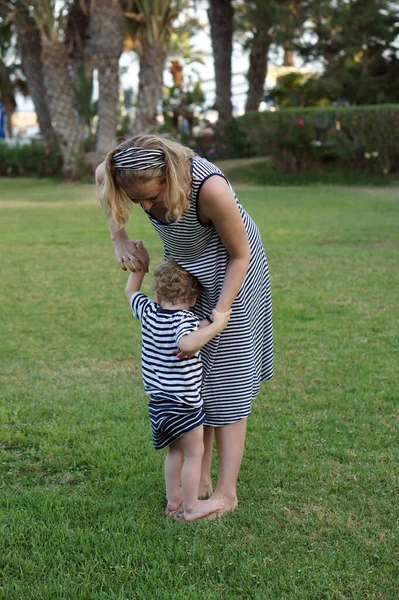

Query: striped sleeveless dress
[[144, 156, 273, 427]]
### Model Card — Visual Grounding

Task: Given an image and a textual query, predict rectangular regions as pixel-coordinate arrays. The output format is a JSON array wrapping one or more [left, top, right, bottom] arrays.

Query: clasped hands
[[114, 238, 149, 272]]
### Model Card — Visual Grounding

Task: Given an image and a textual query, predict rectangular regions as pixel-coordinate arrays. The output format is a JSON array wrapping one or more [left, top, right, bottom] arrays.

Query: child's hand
[[211, 308, 232, 333], [131, 240, 150, 272]]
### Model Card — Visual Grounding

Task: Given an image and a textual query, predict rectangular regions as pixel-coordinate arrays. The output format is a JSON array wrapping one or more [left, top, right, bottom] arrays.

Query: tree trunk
[[208, 0, 233, 120], [96, 57, 120, 153], [245, 30, 270, 112], [132, 41, 167, 135], [14, 10, 56, 145], [3, 95, 16, 138], [283, 48, 294, 67], [88, 0, 124, 154], [42, 40, 82, 179]]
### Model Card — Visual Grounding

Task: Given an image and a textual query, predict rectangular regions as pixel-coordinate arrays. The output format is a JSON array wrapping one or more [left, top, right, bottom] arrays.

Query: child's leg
[[178, 425, 224, 522], [164, 442, 183, 515], [199, 425, 214, 498]]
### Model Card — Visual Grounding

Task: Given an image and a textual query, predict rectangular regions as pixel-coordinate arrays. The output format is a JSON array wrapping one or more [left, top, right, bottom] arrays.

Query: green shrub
[[212, 117, 256, 160], [0, 140, 63, 177], [215, 105, 399, 174]]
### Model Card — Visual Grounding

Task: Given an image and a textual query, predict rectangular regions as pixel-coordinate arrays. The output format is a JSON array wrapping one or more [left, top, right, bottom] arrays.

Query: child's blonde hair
[[153, 259, 202, 305], [98, 134, 195, 227]]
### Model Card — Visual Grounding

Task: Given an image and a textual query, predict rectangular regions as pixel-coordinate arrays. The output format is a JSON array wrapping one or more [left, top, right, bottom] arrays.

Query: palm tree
[[208, 0, 233, 120], [87, 0, 124, 154], [0, 18, 27, 137], [65, 1, 95, 142], [125, 0, 184, 135], [20, 0, 83, 179], [12, 5, 56, 144]]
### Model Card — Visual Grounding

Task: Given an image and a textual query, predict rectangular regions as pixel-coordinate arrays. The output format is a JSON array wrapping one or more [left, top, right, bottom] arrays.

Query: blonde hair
[[98, 134, 195, 227], [153, 259, 202, 305]]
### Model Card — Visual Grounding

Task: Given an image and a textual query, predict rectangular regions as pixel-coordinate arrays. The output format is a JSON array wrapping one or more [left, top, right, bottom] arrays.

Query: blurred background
[[0, 0, 399, 181]]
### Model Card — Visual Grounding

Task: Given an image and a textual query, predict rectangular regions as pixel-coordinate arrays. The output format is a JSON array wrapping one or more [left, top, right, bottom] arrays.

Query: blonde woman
[[96, 134, 273, 518]]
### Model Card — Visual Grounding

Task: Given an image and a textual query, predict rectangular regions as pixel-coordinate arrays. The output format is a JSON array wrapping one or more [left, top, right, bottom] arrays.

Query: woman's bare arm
[[198, 176, 251, 312], [95, 162, 149, 272]]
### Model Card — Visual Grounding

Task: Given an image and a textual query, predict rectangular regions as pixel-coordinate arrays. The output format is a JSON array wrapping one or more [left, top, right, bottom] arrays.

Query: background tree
[[208, 0, 233, 120], [125, 0, 184, 135], [11, 3, 56, 144], [162, 15, 205, 135], [235, 0, 307, 112], [22, 0, 83, 179], [65, 0, 95, 144], [88, 0, 124, 154], [0, 17, 27, 137], [296, 0, 399, 105]]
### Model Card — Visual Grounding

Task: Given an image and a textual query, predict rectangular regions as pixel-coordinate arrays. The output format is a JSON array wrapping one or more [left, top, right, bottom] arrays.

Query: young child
[[125, 255, 231, 522]]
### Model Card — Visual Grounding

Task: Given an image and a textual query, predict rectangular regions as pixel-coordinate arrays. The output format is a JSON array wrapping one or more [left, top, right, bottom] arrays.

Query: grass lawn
[[1, 178, 398, 599]]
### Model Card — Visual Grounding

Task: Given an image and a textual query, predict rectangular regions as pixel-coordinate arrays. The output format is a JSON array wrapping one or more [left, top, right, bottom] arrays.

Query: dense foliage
[[213, 105, 399, 174]]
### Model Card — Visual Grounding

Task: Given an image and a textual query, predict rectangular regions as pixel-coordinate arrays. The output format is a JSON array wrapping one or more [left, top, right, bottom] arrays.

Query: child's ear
[[190, 295, 198, 307], [156, 293, 161, 303]]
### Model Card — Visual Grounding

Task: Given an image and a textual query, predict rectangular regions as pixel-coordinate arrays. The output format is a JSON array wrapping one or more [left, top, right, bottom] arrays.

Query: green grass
[[1, 178, 398, 599]]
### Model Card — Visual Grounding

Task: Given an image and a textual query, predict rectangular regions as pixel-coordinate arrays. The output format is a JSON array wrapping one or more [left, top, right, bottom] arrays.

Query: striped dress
[[131, 291, 205, 450], [144, 156, 273, 427]]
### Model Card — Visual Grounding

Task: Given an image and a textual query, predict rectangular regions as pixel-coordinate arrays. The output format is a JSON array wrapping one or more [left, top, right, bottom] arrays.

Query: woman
[[96, 134, 273, 518]]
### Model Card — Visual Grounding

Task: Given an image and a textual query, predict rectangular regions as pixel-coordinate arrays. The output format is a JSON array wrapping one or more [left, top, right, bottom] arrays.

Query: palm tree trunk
[[3, 95, 16, 138], [42, 40, 82, 179], [88, 0, 124, 154], [96, 57, 120, 153], [245, 30, 270, 112], [13, 10, 56, 145], [132, 41, 167, 135], [208, 0, 233, 120], [283, 47, 294, 67]]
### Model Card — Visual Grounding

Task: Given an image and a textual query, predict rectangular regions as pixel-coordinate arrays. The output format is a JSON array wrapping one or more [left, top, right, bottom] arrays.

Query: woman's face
[[123, 180, 166, 212]]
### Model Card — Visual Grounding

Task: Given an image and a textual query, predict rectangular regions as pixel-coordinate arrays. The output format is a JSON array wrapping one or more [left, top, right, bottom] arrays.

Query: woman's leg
[[199, 425, 214, 498], [164, 442, 183, 515], [211, 417, 247, 513]]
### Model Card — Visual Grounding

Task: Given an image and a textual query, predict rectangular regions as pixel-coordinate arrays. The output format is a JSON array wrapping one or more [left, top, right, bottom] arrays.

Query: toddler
[[125, 255, 231, 521]]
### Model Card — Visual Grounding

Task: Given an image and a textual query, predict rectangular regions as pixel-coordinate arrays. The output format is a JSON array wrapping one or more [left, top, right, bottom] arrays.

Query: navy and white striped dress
[[144, 156, 273, 427], [131, 291, 205, 449]]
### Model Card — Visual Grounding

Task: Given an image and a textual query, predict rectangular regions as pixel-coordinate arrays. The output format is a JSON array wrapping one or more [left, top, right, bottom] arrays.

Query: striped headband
[[113, 147, 166, 170]]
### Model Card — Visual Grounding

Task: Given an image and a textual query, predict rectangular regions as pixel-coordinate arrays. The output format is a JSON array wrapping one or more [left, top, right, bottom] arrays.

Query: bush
[[214, 105, 399, 174], [0, 140, 63, 177]]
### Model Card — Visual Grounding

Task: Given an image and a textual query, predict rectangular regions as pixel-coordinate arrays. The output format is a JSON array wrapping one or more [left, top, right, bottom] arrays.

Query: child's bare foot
[[165, 500, 183, 517], [177, 498, 224, 523]]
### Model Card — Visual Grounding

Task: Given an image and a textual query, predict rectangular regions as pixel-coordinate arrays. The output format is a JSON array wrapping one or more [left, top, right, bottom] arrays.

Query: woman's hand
[[113, 237, 149, 272]]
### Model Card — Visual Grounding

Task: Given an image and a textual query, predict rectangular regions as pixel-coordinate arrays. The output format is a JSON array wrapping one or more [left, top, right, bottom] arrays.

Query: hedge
[[0, 140, 63, 177], [212, 105, 399, 174]]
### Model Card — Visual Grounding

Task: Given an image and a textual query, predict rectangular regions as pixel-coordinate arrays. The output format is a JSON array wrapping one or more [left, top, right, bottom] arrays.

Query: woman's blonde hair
[[98, 134, 195, 227], [153, 259, 202, 305]]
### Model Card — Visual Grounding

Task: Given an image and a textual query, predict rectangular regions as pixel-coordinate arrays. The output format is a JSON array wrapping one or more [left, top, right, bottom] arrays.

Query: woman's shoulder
[[95, 161, 105, 185], [190, 155, 223, 181]]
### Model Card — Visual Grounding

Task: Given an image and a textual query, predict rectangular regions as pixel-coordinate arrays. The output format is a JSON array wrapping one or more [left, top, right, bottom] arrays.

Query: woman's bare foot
[[198, 482, 213, 499], [176, 498, 224, 523], [203, 494, 238, 520], [165, 500, 183, 517]]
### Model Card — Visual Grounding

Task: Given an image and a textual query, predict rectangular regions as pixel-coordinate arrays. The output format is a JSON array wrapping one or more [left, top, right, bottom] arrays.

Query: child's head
[[98, 134, 194, 227], [152, 260, 202, 307]]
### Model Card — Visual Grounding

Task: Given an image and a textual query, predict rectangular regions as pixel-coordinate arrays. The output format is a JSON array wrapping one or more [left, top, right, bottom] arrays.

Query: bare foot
[[198, 483, 213, 499], [165, 500, 183, 517], [177, 498, 224, 523], [203, 496, 238, 520]]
